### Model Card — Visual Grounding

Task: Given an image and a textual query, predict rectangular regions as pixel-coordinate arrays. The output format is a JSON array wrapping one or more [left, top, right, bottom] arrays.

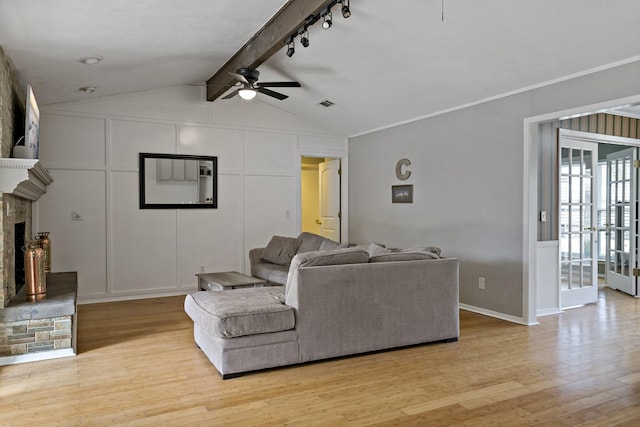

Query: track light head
[[341, 0, 351, 18], [286, 41, 295, 57], [322, 11, 332, 29], [300, 31, 309, 48]]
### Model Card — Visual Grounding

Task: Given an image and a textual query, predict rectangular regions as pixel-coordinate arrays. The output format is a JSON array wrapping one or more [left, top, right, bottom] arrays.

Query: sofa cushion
[[319, 239, 339, 251], [252, 262, 289, 286], [369, 250, 440, 263], [297, 232, 340, 254], [410, 246, 442, 256], [185, 287, 293, 338], [367, 243, 391, 257], [261, 235, 301, 265], [389, 246, 442, 256], [292, 247, 370, 268]]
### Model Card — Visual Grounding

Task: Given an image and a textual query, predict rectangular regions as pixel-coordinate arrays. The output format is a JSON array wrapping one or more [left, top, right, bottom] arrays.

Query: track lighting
[[341, 0, 351, 18], [300, 30, 309, 48], [283, 0, 352, 58], [322, 11, 332, 29], [286, 41, 295, 57]]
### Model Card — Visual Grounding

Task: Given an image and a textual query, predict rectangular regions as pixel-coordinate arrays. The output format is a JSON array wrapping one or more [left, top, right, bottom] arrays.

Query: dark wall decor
[[392, 184, 413, 203], [139, 153, 217, 209], [393, 158, 413, 203]]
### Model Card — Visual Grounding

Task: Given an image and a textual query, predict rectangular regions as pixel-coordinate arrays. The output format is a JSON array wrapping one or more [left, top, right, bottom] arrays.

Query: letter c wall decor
[[395, 158, 411, 180]]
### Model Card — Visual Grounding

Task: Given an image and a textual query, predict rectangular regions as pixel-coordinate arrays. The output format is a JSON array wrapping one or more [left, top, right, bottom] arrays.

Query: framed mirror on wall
[[139, 153, 217, 209]]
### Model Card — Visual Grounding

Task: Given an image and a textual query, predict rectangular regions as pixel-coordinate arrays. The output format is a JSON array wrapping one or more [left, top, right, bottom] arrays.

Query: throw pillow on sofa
[[387, 245, 442, 256], [261, 235, 301, 265], [370, 250, 440, 263], [290, 247, 369, 270], [366, 243, 391, 257]]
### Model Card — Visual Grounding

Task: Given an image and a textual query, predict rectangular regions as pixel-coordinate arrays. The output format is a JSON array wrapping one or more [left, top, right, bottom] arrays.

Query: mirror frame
[[139, 152, 218, 209]]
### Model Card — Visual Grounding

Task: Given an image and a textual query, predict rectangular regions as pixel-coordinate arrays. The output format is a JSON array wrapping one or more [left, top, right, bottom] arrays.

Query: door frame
[[297, 146, 349, 243], [524, 94, 640, 325]]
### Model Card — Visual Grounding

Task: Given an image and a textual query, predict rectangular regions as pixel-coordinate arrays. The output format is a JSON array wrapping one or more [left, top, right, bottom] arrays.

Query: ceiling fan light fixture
[[341, 0, 351, 18], [238, 87, 257, 100]]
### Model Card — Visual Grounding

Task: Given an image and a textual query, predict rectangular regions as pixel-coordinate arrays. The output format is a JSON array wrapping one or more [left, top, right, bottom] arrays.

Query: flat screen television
[[13, 84, 40, 159], [11, 87, 25, 147], [24, 84, 40, 159]]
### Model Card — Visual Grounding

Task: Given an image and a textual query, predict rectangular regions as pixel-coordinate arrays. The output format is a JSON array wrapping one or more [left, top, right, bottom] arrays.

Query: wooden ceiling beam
[[206, 0, 337, 102]]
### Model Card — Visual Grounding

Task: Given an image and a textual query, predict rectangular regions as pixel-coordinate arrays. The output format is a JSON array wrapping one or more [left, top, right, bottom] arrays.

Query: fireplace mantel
[[0, 158, 53, 200]]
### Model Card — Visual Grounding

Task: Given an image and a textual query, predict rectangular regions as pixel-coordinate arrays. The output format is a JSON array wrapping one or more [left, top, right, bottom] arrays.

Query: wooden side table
[[196, 271, 267, 291]]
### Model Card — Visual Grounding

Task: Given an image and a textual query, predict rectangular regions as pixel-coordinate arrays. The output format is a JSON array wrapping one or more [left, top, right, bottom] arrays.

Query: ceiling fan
[[222, 67, 301, 101]]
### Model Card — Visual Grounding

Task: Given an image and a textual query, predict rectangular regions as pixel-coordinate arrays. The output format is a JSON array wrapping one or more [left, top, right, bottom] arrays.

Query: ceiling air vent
[[318, 100, 335, 108]]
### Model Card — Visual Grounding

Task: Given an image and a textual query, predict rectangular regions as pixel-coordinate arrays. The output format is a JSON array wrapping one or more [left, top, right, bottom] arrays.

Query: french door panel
[[559, 137, 598, 308], [605, 148, 638, 296]]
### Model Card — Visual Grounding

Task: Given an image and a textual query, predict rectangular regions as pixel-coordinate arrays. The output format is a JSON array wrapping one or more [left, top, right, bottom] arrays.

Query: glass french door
[[559, 137, 598, 308], [605, 148, 639, 296]]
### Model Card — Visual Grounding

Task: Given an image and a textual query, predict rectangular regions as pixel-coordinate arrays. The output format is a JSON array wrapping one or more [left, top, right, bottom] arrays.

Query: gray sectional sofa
[[184, 234, 460, 379], [249, 232, 347, 285]]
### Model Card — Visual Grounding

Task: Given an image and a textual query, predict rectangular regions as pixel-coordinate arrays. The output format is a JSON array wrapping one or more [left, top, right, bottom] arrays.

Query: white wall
[[35, 86, 347, 302], [349, 60, 640, 321], [350, 94, 530, 318]]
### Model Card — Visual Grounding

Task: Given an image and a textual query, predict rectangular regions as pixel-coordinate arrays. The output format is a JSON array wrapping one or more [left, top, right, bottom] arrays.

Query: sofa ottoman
[[184, 287, 299, 378]]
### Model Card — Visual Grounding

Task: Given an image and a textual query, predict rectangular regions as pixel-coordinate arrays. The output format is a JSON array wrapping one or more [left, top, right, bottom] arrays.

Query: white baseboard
[[459, 304, 538, 326], [0, 349, 75, 366], [536, 308, 563, 317]]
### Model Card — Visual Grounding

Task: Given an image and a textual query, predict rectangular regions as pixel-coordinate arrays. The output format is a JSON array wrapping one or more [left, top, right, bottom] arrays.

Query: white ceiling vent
[[318, 100, 335, 108]]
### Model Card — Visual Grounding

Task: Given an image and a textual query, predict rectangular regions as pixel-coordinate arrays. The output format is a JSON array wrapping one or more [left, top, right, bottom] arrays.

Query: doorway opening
[[301, 156, 341, 242], [557, 129, 640, 310], [525, 96, 640, 324]]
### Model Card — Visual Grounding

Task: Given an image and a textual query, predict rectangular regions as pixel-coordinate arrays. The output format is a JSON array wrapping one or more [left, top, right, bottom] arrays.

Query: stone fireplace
[[0, 160, 53, 307], [0, 46, 76, 364], [1, 194, 31, 307]]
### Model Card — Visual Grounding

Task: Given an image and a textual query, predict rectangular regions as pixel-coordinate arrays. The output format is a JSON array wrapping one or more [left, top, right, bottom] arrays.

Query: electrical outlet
[[200, 266, 205, 273], [479, 277, 486, 290]]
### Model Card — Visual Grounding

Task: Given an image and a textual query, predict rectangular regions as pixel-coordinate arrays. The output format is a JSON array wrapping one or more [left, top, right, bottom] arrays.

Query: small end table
[[196, 271, 267, 291]]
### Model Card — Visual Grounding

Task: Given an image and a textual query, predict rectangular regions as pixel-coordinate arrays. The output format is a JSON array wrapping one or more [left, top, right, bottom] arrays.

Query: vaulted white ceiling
[[2, 0, 640, 136]]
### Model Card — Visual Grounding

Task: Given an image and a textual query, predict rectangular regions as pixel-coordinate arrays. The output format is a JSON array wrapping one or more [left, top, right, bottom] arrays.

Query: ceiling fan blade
[[222, 89, 240, 99], [189, 81, 238, 87], [258, 81, 301, 88], [228, 72, 250, 85], [256, 87, 288, 100]]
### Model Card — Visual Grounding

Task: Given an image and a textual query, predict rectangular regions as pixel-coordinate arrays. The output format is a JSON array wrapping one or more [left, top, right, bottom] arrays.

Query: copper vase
[[24, 240, 46, 302], [37, 232, 51, 273]]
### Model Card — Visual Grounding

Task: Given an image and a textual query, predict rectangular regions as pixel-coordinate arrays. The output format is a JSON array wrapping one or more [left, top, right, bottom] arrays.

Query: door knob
[[315, 219, 322, 225]]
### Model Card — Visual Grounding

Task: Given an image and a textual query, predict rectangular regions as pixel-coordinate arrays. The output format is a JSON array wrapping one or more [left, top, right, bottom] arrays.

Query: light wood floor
[[2, 288, 640, 426]]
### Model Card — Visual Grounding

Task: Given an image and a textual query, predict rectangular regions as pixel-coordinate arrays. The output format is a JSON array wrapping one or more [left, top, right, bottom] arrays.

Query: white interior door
[[318, 159, 341, 241], [559, 138, 598, 308], [605, 147, 639, 296]]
